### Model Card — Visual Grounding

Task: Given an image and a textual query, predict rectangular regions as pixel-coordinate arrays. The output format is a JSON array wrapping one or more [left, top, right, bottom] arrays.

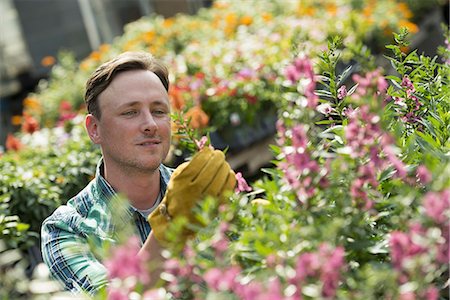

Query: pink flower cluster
[[351, 68, 388, 100], [390, 224, 428, 271], [284, 56, 319, 108], [423, 189, 450, 225], [291, 244, 346, 299], [390, 219, 448, 300], [104, 236, 150, 299], [104, 236, 149, 284], [345, 106, 407, 208], [202, 243, 345, 300], [396, 75, 422, 123], [277, 123, 328, 204]]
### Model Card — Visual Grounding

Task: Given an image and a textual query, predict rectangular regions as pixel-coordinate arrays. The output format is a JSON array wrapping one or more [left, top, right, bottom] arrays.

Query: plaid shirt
[[41, 159, 172, 295]]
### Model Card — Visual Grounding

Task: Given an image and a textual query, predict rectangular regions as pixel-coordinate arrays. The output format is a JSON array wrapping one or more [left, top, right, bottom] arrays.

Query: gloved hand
[[148, 147, 236, 245]]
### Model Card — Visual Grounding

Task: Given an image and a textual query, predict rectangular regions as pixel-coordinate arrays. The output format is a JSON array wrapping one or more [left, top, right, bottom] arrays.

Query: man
[[41, 52, 235, 295]]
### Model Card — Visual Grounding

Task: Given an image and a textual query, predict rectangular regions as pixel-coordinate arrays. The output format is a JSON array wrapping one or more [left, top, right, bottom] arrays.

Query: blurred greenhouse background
[[0, 0, 213, 149]]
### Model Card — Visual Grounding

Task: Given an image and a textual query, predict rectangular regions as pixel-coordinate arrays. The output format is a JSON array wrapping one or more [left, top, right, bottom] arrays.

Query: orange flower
[[397, 2, 413, 19], [41, 56, 55, 67], [6, 134, 23, 152], [99, 44, 110, 53], [23, 97, 41, 112], [362, 4, 374, 18], [21, 114, 39, 134], [398, 20, 419, 34], [325, 3, 337, 16], [225, 13, 238, 26], [184, 106, 209, 129], [240, 15, 253, 26], [11, 115, 22, 126], [80, 60, 91, 71], [400, 46, 410, 53], [89, 51, 101, 61], [169, 88, 185, 111]]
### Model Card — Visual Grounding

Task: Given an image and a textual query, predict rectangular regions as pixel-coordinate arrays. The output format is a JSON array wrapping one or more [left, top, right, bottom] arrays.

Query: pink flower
[[401, 75, 415, 91], [293, 244, 346, 298], [142, 288, 166, 300], [195, 136, 208, 150], [204, 268, 222, 290], [316, 103, 334, 115], [284, 65, 301, 83], [384, 146, 407, 179], [389, 228, 427, 270], [204, 266, 241, 291], [389, 231, 410, 269], [425, 286, 439, 300], [337, 85, 347, 100], [291, 124, 308, 150], [376, 76, 388, 92], [108, 288, 129, 300], [234, 280, 264, 300], [399, 291, 416, 300], [235, 172, 252, 193], [416, 165, 432, 184], [423, 189, 450, 224], [104, 236, 149, 284], [284, 56, 318, 108]]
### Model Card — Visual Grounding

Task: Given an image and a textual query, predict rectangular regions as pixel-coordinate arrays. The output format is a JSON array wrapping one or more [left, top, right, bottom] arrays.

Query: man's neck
[[103, 163, 161, 210]]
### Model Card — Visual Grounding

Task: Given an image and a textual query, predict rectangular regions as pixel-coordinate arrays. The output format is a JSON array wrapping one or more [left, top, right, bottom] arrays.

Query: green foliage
[[0, 122, 100, 249]]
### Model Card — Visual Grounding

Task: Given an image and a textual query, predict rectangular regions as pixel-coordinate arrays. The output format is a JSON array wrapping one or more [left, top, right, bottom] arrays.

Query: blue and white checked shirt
[[41, 158, 172, 294]]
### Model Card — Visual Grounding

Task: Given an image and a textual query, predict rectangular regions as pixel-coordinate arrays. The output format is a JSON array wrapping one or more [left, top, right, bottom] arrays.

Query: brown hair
[[84, 51, 169, 119]]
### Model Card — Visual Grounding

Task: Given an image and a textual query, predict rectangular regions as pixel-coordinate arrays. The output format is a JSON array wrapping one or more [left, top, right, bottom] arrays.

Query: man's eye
[[153, 110, 167, 115], [122, 111, 137, 116]]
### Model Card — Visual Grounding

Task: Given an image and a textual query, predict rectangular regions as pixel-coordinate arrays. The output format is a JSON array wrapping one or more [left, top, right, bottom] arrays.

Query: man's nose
[[140, 111, 158, 133]]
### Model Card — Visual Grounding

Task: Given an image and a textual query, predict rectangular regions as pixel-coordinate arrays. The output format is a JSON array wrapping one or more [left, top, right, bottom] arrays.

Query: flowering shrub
[[18, 0, 427, 139], [99, 31, 449, 299]]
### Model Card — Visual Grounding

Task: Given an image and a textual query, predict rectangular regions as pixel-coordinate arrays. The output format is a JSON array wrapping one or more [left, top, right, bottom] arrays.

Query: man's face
[[86, 70, 171, 174]]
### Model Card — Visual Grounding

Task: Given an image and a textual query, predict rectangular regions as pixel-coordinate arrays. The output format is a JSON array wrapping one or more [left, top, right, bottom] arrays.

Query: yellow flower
[[163, 18, 174, 28], [261, 12, 273, 22], [142, 30, 156, 43], [123, 39, 139, 51]]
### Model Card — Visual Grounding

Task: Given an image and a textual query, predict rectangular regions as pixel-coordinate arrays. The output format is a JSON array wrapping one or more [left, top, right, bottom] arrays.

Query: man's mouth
[[137, 139, 161, 146]]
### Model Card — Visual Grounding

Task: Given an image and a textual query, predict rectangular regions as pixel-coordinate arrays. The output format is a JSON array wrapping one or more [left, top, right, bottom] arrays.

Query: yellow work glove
[[148, 147, 236, 245]]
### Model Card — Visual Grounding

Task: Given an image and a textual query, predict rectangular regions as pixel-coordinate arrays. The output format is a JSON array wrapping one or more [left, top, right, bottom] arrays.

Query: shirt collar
[[93, 157, 172, 213]]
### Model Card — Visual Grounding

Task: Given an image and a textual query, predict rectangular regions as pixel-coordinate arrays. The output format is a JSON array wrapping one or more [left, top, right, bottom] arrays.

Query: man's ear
[[85, 114, 101, 144]]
